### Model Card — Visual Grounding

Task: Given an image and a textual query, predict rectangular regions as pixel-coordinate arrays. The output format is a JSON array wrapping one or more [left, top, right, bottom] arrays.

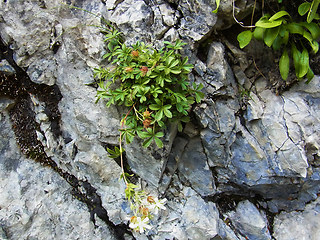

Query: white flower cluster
[[128, 196, 167, 233]]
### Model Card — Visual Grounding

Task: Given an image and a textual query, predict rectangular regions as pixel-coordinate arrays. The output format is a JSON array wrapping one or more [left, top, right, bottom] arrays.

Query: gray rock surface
[[178, 137, 215, 196], [273, 197, 320, 240], [226, 200, 271, 240], [0, 99, 115, 240], [1, 0, 320, 239]]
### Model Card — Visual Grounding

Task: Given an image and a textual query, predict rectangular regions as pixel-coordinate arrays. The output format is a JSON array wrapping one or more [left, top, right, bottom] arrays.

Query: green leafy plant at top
[[237, 1, 320, 82], [95, 38, 204, 148], [94, 22, 204, 233]]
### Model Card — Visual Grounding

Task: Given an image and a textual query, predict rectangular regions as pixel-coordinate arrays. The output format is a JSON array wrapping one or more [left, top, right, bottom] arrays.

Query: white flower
[[149, 197, 167, 215], [129, 217, 152, 233]]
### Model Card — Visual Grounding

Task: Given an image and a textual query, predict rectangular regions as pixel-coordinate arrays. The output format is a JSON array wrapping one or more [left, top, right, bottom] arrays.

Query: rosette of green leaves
[[237, 9, 320, 82], [95, 39, 204, 148]]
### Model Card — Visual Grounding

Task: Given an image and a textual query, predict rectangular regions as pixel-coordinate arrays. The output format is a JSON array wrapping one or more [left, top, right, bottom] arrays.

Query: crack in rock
[[0, 38, 134, 240]]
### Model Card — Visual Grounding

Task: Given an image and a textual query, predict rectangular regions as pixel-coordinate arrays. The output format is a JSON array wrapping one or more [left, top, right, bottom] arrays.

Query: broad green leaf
[[299, 22, 320, 39], [213, 0, 220, 13], [237, 30, 253, 49], [303, 31, 319, 53], [279, 48, 290, 80], [286, 23, 304, 35], [272, 36, 282, 51], [306, 67, 315, 83], [298, 2, 311, 16], [298, 48, 309, 78], [269, 11, 290, 21], [292, 43, 302, 76], [253, 27, 265, 41], [307, 0, 320, 23], [255, 18, 283, 28], [264, 27, 280, 47], [154, 137, 163, 148]]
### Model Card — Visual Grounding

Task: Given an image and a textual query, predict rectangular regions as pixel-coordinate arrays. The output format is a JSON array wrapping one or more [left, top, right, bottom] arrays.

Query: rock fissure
[[0, 40, 134, 240]]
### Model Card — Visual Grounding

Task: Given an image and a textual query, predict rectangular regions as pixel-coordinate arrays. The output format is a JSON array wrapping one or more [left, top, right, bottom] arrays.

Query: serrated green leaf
[[237, 30, 253, 49], [164, 108, 172, 118], [155, 109, 163, 122], [154, 137, 163, 148], [142, 137, 153, 148], [299, 2, 311, 16], [149, 104, 160, 110], [279, 48, 290, 80], [269, 11, 290, 21], [138, 131, 151, 139], [155, 131, 164, 138]]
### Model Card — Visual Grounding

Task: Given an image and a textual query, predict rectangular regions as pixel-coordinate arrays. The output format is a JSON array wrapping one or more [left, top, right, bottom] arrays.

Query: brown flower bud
[[140, 66, 148, 76], [124, 67, 133, 72], [143, 119, 152, 128], [147, 196, 155, 204], [130, 216, 137, 223], [143, 110, 151, 118], [139, 206, 149, 216], [131, 50, 139, 57]]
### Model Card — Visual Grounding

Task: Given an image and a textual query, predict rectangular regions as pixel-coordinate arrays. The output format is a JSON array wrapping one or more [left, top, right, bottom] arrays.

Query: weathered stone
[[2, 0, 320, 239], [178, 0, 217, 41], [125, 124, 177, 187], [0, 59, 15, 75], [178, 137, 215, 196], [226, 200, 271, 240], [0, 104, 116, 240], [273, 197, 320, 240]]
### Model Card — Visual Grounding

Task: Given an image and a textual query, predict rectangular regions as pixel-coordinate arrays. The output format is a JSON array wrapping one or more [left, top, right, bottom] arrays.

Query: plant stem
[[119, 105, 135, 185]]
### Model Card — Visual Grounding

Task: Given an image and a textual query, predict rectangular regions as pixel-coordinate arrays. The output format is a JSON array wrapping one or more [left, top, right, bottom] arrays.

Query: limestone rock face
[[273, 197, 320, 240], [0, 100, 115, 240], [1, 0, 320, 239]]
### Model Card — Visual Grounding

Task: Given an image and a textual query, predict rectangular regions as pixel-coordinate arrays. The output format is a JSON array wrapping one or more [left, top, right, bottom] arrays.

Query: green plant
[[237, 1, 320, 82], [95, 39, 204, 148], [213, 0, 220, 13], [94, 21, 204, 233]]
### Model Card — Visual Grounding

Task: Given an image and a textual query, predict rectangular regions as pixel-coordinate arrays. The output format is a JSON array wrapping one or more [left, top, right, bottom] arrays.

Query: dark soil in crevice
[[0, 37, 63, 139], [0, 38, 134, 240]]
